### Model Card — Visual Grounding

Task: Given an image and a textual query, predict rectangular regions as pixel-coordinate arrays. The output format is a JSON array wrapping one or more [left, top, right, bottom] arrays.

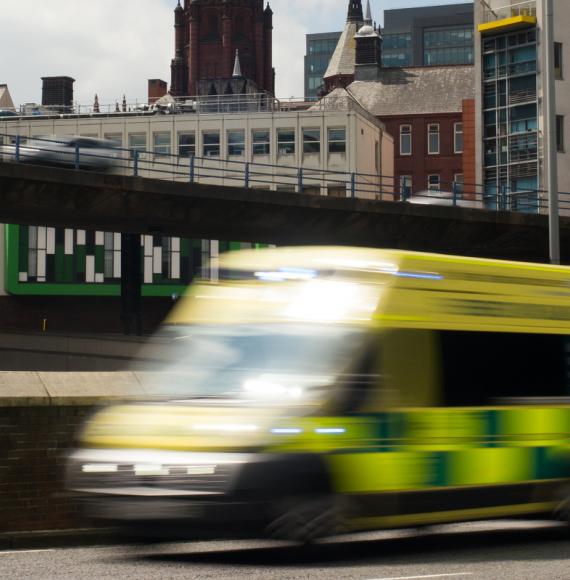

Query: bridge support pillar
[[120, 233, 142, 336]]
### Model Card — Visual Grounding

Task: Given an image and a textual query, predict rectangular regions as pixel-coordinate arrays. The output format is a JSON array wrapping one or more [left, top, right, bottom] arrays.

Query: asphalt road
[[1, 521, 569, 580]]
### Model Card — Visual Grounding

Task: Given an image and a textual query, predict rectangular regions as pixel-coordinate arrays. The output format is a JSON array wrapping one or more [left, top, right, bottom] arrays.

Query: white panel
[[64, 229, 74, 255], [113, 250, 121, 278], [37, 249, 46, 278], [46, 228, 56, 254], [95, 273, 104, 283], [95, 231, 104, 245], [37, 227, 47, 250], [171, 237, 180, 252], [114, 233, 122, 251], [210, 240, 219, 258], [153, 246, 162, 274], [18, 272, 28, 282], [171, 253, 180, 280], [144, 235, 153, 257], [144, 257, 153, 283], [77, 230, 86, 245], [85, 255, 95, 283]]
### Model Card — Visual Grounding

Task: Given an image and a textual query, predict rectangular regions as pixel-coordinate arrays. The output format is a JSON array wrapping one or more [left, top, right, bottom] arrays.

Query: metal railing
[[2, 134, 569, 216], [482, 1, 537, 23], [8, 94, 365, 121]]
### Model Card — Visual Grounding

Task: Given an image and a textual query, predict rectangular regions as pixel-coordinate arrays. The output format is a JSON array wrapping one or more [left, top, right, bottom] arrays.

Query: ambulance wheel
[[266, 495, 345, 543]]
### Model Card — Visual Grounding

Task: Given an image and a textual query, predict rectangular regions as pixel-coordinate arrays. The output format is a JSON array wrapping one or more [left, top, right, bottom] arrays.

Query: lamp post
[[544, 0, 560, 264]]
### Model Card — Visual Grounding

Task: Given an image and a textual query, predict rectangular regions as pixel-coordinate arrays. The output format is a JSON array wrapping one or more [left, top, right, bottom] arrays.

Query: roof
[[342, 65, 475, 116], [0, 85, 15, 111], [324, 22, 360, 79]]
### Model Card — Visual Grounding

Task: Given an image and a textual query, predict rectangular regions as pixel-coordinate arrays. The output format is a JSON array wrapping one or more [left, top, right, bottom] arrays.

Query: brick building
[[324, 0, 476, 198], [170, 0, 274, 97]]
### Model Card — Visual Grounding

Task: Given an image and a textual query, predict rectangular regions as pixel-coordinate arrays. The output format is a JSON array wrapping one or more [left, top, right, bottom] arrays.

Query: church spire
[[364, 0, 372, 25], [347, 0, 363, 23]]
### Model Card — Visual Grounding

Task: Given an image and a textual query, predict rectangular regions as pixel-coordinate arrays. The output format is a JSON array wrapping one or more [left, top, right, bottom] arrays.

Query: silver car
[[1, 135, 123, 170]]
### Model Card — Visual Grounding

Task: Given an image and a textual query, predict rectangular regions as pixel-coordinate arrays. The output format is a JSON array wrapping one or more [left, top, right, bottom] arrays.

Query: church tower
[[170, 0, 274, 97], [323, 0, 364, 93]]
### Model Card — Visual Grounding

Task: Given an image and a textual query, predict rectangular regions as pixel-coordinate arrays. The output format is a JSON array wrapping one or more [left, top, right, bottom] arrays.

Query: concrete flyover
[[0, 161, 569, 262]]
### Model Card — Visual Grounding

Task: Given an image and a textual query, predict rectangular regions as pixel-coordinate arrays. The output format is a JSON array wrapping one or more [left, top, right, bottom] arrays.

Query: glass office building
[[382, 3, 474, 68], [306, 3, 474, 80], [305, 32, 342, 100], [481, 26, 539, 211]]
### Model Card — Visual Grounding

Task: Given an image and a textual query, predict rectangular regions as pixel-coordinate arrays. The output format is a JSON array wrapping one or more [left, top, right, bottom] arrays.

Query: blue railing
[[1, 133, 569, 215]]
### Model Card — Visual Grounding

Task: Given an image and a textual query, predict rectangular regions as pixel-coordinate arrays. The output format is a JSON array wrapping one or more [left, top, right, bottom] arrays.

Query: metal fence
[[2, 133, 569, 215], [482, 0, 537, 23]]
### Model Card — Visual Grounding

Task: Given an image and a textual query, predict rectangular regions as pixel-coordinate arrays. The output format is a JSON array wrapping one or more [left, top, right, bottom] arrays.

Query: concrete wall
[[554, 0, 570, 193], [0, 372, 147, 534]]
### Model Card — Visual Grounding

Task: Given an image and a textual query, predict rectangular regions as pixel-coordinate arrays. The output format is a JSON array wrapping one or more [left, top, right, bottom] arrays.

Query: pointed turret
[[347, 0, 363, 23], [364, 0, 372, 25], [323, 0, 365, 93]]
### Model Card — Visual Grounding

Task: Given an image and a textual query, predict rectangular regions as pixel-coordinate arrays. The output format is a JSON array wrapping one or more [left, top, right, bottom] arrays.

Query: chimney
[[41, 76, 75, 113], [148, 79, 168, 104]]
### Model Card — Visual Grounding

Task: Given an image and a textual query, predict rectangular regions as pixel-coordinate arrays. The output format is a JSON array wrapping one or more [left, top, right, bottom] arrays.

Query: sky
[[0, 0, 473, 107]]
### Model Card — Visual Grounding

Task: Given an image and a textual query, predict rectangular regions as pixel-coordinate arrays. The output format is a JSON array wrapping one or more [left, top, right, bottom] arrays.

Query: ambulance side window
[[440, 331, 570, 407]]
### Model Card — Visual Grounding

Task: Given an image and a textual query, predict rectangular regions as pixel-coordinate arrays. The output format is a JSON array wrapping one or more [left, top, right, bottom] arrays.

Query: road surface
[[1, 521, 569, 579]]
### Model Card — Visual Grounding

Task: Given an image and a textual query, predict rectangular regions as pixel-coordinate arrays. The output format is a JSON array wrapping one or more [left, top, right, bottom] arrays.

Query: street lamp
[[544, 0, 560, 264]]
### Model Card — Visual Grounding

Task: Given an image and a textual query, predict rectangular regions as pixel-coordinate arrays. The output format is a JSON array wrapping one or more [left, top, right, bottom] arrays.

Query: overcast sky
[[1, 0, 472, 107]]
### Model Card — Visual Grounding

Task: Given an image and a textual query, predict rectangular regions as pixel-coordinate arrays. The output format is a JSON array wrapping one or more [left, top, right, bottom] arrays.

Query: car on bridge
[[0, 135, 123, 171]]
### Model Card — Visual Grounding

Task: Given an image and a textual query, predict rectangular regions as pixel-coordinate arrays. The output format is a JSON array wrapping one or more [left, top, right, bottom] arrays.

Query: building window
[[252, 130, 270, 156], [454, 173, 464, 194], [178, 133, 196, 158], [557, 115, 565, 152], [328, 128, 346, 154], [227, 130, 245, 156], [400, 175, 412, 197], [128, 134, 146, 156], [454, 122, 464, 154], [428, 124, 440, 155], [153, 132, 171, 156], [203, 131, 220, 157], [400, 124, 412, 156], [428, 174, 441, 191], [423, 26, 474, 66], [277, 129, 295, 155], [303, 129, 321, 154], [555, 42, 563, 80], [104, 133, 122, 147]]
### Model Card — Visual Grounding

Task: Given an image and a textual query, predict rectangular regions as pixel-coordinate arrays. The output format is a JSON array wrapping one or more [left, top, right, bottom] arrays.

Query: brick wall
[[0, 373, 146, 534], [0, 405, 92, 532], [381, 112, 465, 196], [0, 296, 173, 334], [462, 98, 477, 198]]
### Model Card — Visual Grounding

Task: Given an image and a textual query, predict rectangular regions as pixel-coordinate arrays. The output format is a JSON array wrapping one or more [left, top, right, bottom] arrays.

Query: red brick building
[[324, 0, 476, 199], [170, 0, 274, 97]]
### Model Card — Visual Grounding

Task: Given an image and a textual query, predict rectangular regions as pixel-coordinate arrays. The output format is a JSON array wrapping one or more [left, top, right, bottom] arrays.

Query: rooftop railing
[[1, 133, 568, 218], [9, 93, 363, 121], [482, 0, 537, 23]]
